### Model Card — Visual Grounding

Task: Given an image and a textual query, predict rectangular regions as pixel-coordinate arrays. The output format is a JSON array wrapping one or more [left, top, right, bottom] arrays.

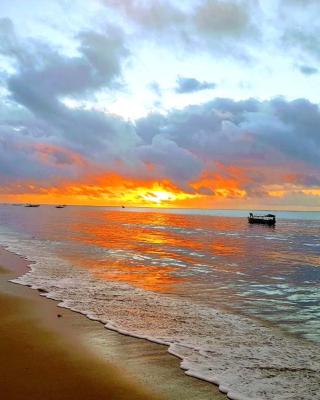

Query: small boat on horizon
[[55, 205, 66, 208], [25, 204, 40, 208], [248, 213, 276, 226]]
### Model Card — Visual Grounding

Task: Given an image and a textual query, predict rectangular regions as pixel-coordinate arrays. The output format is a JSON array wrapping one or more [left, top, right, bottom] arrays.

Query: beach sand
[[0, 248, 226, 400]]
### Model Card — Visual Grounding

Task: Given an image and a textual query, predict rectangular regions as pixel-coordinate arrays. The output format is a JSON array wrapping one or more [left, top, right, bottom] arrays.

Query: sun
[[141, 190, 176, 206]]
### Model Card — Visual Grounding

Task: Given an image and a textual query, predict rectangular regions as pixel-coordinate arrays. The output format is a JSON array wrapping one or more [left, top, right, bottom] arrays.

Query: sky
[[0, 0, 320, 210]]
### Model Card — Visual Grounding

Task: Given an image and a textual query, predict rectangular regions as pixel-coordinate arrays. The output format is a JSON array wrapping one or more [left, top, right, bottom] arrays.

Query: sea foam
[[1, 229, 319, 400]]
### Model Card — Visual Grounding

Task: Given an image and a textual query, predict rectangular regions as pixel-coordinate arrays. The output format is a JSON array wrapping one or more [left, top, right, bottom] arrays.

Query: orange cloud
[[190, 164, 248, 199], [1, 161, 320, 210], [33, 143, 87, 167], [0, 173, 199, 207]]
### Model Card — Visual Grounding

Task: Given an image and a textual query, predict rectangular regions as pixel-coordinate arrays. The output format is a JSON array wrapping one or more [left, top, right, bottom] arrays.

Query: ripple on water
[[0, 230, 318, 400]]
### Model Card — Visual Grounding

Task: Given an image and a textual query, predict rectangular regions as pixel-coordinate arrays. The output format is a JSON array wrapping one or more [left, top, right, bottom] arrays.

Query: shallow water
[[0, 205, 319, 399]]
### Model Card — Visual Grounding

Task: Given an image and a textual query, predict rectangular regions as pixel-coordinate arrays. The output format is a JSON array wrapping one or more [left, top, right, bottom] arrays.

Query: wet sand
[[0, 247, 226, 400]]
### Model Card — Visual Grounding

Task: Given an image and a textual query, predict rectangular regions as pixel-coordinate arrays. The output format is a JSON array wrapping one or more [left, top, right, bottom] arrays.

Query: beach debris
[[57, 314, 62, 318]]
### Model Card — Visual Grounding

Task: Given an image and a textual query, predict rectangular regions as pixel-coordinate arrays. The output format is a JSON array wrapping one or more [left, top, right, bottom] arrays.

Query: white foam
[[1, 230, 319, 400]]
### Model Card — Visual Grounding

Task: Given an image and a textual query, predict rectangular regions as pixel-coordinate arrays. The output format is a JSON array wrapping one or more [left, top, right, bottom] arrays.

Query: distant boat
[[121, 205, 125, 208], [248, 213, 276, 226], [55, 205, 66, 208], [25, 204, 40, 208]]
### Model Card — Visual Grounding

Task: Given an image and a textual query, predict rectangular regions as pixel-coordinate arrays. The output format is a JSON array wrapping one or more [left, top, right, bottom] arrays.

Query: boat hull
[[248, 217, 275, 226]]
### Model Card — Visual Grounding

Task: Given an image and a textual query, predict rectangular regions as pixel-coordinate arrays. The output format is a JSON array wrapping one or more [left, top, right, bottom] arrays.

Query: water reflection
[[0, 205, 319, 341]]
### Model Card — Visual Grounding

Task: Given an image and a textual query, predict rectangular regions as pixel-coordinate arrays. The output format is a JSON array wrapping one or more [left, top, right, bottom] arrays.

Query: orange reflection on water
[[210, 238, 245, 257], [61, 210, 252, 293], [134, 231, 169, 246], [94, 264, 187, 293], [60, 251, 188, 293]]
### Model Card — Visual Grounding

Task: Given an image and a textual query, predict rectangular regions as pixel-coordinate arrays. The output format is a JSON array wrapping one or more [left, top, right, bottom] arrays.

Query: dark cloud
[[78, 28, 129, 86], [101, 0, 260, 58], [137, 135, 203, 182], [0, 18, 21, 59], [279, 0, 320, 63], [102, 0, 256, 36], [1, 18, 320, 200], [3, 25, 129, 98], [103, 0, 184, 31], [2, 86, 320, 196], [0, 18, 139, 183], [135, 113, 167, 144], [283, 173, 320, 187], [0, 130, 80, 181], [148, 81, 162, 97], [283, 29, 320, 61], [134, 97, 320, 192], [194, 0, 255, 38], [95, 0, 312, 77], [297, 65, 318, 75], [175, 76, 216, 94]]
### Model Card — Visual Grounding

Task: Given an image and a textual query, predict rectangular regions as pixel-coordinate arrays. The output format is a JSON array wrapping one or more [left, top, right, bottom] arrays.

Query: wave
[[1, 229, 319, 400]]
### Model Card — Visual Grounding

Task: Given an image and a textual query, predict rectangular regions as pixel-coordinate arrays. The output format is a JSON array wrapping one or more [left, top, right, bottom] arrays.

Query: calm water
[[0, 205, 319, 399]]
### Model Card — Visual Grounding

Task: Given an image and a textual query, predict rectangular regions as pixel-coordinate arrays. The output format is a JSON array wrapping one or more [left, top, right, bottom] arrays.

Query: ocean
[[0, 205, 319, 399]]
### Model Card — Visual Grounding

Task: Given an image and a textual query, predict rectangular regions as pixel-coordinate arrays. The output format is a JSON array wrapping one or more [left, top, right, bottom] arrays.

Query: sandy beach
[[0, 247, 226, 400]]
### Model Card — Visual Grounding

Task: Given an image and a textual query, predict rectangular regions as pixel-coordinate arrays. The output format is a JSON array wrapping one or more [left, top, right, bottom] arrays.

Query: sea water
[[0, 205, 319, 399]]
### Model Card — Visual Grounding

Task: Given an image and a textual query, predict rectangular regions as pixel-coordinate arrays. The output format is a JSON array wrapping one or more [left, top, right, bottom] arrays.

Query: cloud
[[279, 1, 320, 62], [148, 81, 162, 97], [103, 0, 258, 37], [0, 130, 84, 182], [0, 18, 21, 59], [2, 92, 320, 202], [137, 134, 203, 182], [101, 0, 261, 58], [297, 65, 318, 75], [0, 18, 139, 183], [175, 76, 216, 93], [281, 0, 319, 8], [103, 0, 184, 31], [78, 28, 129, 85], [283, 29, 320, 61], [1, 18, 320, 206], [134, 97, 320, 196], [194, 0, 255, 38], [283, 173, 320, 187], [2, 23, 129, 97]]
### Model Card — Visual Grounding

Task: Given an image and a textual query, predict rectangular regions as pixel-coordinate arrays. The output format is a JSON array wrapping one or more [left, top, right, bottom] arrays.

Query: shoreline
[[0, 246, 226, 400]]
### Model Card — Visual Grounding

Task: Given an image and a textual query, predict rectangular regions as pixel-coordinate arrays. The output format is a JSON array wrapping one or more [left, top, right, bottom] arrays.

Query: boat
[[55, 205, 66, 208], [248, 213, 276, 226], [25, 204, 40, 208]]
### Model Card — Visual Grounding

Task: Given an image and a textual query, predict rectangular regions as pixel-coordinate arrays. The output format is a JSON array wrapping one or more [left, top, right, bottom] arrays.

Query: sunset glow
[[0, 1, 320, 210]]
